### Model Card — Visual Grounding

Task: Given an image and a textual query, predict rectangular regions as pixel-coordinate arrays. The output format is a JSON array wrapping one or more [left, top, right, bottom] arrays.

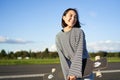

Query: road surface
[[0, 62, 120, 80]]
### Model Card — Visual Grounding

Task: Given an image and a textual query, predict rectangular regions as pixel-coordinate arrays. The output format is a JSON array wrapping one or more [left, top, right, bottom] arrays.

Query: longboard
[[83, 56, 108, 78], [43, 56, 107, 80]]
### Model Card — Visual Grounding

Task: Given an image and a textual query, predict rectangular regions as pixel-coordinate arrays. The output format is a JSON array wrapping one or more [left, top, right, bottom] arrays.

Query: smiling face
[[63, 10, 77, 28]]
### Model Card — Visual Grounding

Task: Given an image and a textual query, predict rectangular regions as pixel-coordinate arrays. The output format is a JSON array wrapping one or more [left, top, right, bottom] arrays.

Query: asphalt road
[[0, 62, 120, 80]]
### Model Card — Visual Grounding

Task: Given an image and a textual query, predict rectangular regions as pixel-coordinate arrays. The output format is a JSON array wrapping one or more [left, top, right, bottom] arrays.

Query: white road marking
[[0, 74, 44, 79], [93, 69, 120, 73]]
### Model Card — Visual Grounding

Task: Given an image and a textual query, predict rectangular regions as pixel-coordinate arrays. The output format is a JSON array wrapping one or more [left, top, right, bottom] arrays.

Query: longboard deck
[[94, 58, 107, 70], [83, 57, 107, 77]]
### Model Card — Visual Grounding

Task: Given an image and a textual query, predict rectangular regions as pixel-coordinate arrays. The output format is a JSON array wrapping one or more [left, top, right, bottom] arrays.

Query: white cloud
[[49, 44, 57, 52], [50, 40, 120, 52], [0, 36, 7, 42], [87, 40, 120, 52], [0, 36, 33, 44]]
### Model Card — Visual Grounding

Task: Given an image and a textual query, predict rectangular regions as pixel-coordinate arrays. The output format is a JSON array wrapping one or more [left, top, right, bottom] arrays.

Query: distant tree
[[14, 51, 21, 58], [49, 52, 58, 58], [41, 48, 49, 58], [114, 52, 120, 57], [21, 51, 30, 58], [30, 52, 36, 58], [36, 51, 42, 58], [107, 52, 115, 57], [8, 51, 15, 59], [43, 48, 49, 54], [118, 52, 120, 58], [0, 49, 7, 59], [96, 51, 108, 57]]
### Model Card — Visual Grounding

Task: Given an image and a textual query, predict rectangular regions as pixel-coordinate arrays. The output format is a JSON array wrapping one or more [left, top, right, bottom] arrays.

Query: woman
[[56, 8, 94, 80]]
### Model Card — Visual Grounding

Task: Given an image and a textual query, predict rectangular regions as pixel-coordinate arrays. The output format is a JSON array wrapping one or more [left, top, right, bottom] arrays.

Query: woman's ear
[[62, 16, 66, 21]]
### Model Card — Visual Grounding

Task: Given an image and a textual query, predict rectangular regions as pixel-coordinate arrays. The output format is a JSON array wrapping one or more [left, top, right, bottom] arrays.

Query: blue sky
[[0, 0, 120, 52]]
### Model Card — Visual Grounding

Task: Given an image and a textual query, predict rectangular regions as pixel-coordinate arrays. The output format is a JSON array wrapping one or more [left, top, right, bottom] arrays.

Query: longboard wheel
[[96, 70, 102, 78], [95, 56, 100, 60]]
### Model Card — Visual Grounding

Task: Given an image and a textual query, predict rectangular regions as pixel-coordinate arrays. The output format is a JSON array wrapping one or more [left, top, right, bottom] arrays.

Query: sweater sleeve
[[55, 36, 69, 80], [68, 29, 85, 78]]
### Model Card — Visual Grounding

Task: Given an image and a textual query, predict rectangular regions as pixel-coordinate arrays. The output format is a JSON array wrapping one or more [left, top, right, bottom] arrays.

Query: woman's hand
[[67, 75, 76, 80]]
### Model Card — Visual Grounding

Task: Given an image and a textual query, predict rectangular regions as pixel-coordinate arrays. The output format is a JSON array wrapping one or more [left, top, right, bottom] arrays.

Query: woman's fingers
[[68, 76, 76, 80]]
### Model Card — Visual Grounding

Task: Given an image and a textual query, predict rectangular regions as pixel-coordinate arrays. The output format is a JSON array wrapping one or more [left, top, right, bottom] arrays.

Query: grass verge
[[0, 57, 119, 65], [107, 57, 120, 62], [0, 58, 60, 65]]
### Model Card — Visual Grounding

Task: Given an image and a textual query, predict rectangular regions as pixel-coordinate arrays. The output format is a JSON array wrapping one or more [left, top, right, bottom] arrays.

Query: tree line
[[0, 48, 120, 59], [0, 48, 58, 59]]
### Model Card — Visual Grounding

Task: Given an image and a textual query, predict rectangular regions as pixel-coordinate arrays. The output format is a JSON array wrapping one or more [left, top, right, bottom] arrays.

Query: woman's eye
[[69, 15, 72, 17], [74, 16, 77, 19]]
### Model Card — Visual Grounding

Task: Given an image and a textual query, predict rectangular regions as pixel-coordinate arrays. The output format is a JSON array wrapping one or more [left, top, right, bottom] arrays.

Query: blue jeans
[[76, 73, 94, 80]]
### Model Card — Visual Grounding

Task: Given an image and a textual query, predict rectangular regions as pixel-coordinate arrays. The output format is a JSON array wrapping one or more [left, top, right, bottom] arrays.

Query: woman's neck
[[63, 26, 72, 32]]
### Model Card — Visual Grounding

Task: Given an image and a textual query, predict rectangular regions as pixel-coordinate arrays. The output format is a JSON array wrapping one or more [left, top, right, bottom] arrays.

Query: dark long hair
[[61, 8, 81, 28]]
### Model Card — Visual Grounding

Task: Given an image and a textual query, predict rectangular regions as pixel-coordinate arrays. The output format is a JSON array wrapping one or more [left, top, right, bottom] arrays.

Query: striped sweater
[[56, 27, 89, 80]]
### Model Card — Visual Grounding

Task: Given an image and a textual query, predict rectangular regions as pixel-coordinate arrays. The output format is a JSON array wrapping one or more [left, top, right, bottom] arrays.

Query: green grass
[[107, 57, 120, 62], [0, 57, 119, 65], [0, 58, 60, 65]]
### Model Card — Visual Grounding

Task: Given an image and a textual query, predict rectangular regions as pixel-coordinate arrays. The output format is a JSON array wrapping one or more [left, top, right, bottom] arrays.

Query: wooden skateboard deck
[[83, 57, 107, 78]]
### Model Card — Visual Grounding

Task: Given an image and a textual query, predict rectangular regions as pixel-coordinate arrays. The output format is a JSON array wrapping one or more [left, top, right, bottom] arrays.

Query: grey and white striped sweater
[[56, 27, 89, 80]]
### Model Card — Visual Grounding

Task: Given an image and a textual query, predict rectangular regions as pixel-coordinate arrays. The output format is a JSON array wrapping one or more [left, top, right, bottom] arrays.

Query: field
[[0, 58, 60, 65], [0, 57, 120, 65]]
